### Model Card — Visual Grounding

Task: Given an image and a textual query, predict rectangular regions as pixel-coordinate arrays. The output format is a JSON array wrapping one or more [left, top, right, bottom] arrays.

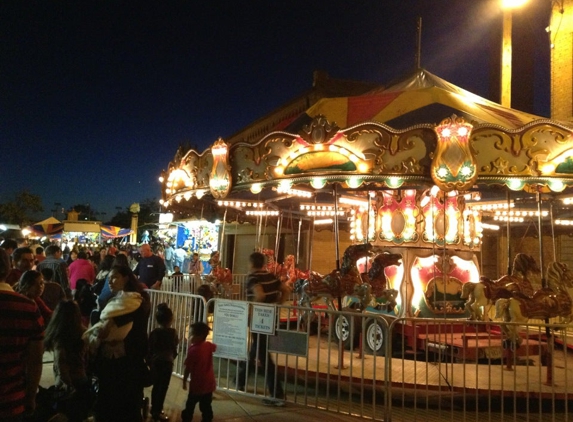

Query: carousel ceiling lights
[[301, 202, 346, 216], [493, 216, 524, 222], [339, 196, 369, 208], [217, 200, 266, 208], [469, 202, 514, 211], [494, 210, 548, 217], [275, 185, 313, 198], [300, 203, 346, 211], [561, 197, 573, 205], [481, 223, 500, 230], [556, 219, 573, 225], [245, 210, 279, 216], [306, 210, 345, 217], [314, 218, 334, 225]]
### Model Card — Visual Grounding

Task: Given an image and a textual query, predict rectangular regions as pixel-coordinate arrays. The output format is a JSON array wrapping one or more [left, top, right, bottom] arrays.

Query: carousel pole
[[220, 208, 228, 264], [537, 192, 553, 386], [308, 217, 314, 273], [257, 215, 263, 250], [364, 191, 372, 274], [296, 219, 302, 266], [506, 190, 511, 275], [333, 184, 346, 370], [550, 202, 556, 262], [333, 185, 341, 271], [274, 212, 282, 275]]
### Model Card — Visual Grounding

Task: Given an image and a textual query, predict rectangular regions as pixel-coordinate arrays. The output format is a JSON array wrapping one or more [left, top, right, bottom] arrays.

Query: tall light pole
[[500, 0, 529, 108]]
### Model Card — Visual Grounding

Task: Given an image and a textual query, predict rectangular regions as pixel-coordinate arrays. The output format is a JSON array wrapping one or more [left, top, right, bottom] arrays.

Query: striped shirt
[[246, 271, 283, 303], [0, 290, 44, 418]]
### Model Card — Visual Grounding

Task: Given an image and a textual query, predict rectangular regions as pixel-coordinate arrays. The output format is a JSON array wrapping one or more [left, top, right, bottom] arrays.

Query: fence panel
[[144, 291, 573, 421], [147, 290, 207, 376]]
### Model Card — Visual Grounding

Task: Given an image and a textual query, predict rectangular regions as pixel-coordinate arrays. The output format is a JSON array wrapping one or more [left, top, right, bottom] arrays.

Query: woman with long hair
[[44, 301, 91, 421], [84, 265, 150, 422], [96, 253, 131, 311]]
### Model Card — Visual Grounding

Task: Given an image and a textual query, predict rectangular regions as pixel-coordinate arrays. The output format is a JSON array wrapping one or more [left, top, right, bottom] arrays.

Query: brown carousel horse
[[495, 261, 573, 341], [296, 243, 373, 311], [460, 253, 542, 321]]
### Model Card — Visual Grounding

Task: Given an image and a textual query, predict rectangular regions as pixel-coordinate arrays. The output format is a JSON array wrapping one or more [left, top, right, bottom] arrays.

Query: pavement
[[39, 357, 365, 422]]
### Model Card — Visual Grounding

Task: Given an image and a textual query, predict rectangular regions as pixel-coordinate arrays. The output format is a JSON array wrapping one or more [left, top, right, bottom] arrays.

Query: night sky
[[0, 0, 551, 222]]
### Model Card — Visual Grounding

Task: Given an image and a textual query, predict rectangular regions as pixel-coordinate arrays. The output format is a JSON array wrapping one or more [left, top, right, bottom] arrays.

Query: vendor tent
[[100, 225, 133, 239], [284, 69, 546, 132], [27, 217, 64, 237]]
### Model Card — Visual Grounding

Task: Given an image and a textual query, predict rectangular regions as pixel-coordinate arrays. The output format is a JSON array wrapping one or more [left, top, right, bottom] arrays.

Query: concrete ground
[[39, 357, 365, 422]]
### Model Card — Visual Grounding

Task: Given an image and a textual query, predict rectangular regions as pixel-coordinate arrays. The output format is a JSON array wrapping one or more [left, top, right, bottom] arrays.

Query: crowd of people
[[0, 238, 220, 422]]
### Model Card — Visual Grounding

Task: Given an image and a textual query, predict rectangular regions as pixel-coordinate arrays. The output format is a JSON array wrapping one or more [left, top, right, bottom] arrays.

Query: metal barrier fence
[[146, 291, 573, 421], [160, 274, 249, 300], [146, 290, 207, 376]]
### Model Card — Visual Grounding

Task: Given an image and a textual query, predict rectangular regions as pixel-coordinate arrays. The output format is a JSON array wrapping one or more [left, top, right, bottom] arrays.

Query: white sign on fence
[[250, 304, 276, 335], [212, 299, 249, 360]]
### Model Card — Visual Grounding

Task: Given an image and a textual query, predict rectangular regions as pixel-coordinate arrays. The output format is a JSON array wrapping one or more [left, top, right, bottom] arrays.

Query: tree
[[108, 207, 130, 228], [0, 191, 44, 226]]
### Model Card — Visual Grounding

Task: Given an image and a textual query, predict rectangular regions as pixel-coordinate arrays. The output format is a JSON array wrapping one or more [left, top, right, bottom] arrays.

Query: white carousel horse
[[460, 253, 542, 321], [494, 261, 573, 341]]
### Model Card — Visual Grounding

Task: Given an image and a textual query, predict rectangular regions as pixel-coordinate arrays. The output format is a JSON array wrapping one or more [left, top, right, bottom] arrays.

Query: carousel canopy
[[284, 69, 545, 132], [159, 68, 573, 242]]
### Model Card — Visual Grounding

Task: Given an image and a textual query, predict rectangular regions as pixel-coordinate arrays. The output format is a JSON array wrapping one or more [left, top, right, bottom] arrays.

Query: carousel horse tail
[[495, 298, 510, 320], [460, 281, 476, 299]]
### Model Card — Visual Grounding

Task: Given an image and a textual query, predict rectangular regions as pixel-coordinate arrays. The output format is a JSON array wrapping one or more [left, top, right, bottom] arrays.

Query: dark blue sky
[[0, 0, 551, 221]]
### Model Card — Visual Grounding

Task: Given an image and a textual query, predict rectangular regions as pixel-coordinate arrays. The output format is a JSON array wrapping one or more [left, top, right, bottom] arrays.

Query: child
[[148, 303, 179, 421], [43, 301, 91, 421], [171, 266, 184, 292], [181, 322, 217, 422]]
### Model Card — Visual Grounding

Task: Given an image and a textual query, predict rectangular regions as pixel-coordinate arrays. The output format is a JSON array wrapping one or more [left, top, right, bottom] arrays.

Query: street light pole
[[500, 0, 529, 108], [500, 8, 512, 107]]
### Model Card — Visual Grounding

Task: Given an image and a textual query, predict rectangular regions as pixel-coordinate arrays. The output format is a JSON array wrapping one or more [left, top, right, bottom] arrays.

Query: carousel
[[159, 69, 573, 357]]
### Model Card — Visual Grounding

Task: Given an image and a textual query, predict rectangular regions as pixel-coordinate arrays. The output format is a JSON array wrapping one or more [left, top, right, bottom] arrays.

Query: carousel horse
[[361, 252, 402, 311], [204, 267, 233, 296], [460, 253, 542, 321], [276, 254, 309, 287], [495, 261, 573, 341], [296, 243, 374, 312]]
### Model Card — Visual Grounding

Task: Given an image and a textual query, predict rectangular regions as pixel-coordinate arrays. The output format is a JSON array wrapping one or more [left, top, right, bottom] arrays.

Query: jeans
[[151, 360, 173, 416], [236, 333, 284, 399], [181, 392, 213, 422]]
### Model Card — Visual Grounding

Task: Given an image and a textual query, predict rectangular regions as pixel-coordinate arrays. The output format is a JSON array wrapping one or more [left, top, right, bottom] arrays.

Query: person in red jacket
[[181, 322, 217, 422]]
